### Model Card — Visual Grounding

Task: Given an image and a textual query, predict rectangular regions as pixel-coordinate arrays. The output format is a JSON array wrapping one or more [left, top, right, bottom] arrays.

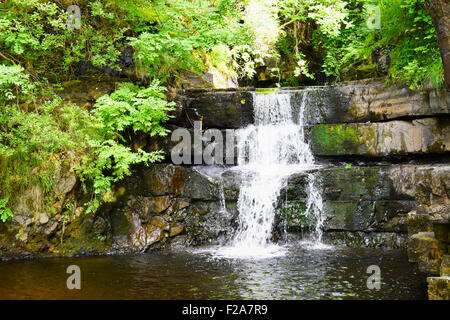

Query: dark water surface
[[0, 244, 427, 300]]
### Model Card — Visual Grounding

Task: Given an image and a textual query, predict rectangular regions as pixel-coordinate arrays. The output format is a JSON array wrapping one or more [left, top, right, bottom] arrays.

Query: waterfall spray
[[214, 89, 323, 258]]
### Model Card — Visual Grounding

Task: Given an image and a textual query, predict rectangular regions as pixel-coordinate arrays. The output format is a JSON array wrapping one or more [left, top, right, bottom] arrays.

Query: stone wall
[[277, 164, 449, 248]]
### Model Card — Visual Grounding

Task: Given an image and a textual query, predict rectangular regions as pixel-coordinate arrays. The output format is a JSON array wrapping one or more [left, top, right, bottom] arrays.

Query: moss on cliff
[[311, 124, 359, 155]]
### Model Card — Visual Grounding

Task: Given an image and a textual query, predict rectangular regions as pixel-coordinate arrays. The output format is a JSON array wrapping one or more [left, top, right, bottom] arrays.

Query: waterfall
[[214, 89, 324, 258]]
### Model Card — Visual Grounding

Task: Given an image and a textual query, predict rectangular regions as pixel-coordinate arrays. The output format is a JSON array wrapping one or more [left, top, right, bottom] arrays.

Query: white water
[[210, 90, 326, 259]]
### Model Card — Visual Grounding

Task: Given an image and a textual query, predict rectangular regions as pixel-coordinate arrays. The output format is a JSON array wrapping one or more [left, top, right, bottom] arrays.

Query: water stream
[[0, 247, 427, 299]]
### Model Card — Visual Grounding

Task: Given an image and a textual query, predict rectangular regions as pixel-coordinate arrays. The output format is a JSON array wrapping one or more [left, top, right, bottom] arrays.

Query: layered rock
[[310, 118, 450, 157], [332, 80, 449, 122], [107, 164, 239, 252], [174, 81, 449, 127], [278, 164, 449, 248], [174, 89, 254, 129]]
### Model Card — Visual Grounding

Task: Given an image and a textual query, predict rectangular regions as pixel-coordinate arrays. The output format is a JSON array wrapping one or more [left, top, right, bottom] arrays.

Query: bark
[[425, 0, 450, 90]]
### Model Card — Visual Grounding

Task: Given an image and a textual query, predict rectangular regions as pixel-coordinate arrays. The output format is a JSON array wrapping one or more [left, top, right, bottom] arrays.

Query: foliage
[[0, 65, 35, 104], [126, 0, 251, 82], [0, 198, 13, 223], [273, 0, 444, 88], [78, 81, 174, 213], [0, 64, 174, 217], [0, 0, 127, 81], [94, 81, 174, 137], [0, 0, 254, 220]]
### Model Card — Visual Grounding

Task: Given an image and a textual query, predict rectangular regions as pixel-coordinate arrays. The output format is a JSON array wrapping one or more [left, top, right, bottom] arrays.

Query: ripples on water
[[0, 242, 427, 300]]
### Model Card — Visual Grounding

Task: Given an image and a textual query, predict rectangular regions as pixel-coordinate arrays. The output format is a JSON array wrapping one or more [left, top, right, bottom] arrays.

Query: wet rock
[[388, 166, 418, 199], [127, 196, 152, 222], [169, 225, 184, 237], [406, 212, 433, 235], [278, 80, 450, 125], [320, 166, 392, 201], [177, 200, 190, 210], [141, 164, 185, 196], [427, 276, 450, 300], [280, 173, 309, 201], [149, 196, 171, 214], [382, 215, 407, 233], [323, 231, 407, 248], [441, 255, 450, 277], [321, 200, 413, 232], [130, 225, 164, 252], [422, 166, 450, 205], [150, 216, 170, 231], [427, 205, 450, 221], [181, 169, 218, 200], [408, 232, 447, 275], [109, 209, 134, 237], [323, 201, 373, 231], [432, 221, 450, 243]]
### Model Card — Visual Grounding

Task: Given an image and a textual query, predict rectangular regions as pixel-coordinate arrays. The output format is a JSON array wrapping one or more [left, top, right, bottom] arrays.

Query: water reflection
[[0, 244, 427, 300]]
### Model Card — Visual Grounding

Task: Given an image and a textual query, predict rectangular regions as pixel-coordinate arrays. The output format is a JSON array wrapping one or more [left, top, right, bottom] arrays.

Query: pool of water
[[0, 243, 427, 300]]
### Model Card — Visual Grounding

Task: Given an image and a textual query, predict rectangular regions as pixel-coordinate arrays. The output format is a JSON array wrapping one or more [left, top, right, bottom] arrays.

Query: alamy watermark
[[66, 265, 81, 290], [171, 121, 239, 165], [366, 5, 381, 30], [66, 5, 81, 30], [366, 265, 381, 290]]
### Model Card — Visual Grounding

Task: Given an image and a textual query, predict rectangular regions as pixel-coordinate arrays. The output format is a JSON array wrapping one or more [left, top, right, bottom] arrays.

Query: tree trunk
[[425, 0, 450, 91]]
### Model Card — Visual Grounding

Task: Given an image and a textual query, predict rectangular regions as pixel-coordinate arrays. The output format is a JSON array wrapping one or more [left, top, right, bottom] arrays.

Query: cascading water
[[212, 89, 325, 258]]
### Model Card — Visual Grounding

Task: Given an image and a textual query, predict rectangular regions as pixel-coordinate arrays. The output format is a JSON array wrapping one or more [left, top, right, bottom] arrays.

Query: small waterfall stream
[[212, 89, 325, 258]]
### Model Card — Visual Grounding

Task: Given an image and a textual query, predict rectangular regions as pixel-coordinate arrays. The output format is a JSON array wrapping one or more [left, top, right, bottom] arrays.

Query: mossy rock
[[408, 232, 447, 275]]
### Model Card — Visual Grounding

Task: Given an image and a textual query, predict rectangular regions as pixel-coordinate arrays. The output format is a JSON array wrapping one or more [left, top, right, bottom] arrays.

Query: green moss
[[256, 88, 279, 95], [311, 124, 359, 155], [277, 201, 316, 231], [428, 140, 444, 153]]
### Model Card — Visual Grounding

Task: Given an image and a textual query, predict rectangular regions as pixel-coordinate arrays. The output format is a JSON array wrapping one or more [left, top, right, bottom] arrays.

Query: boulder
[[408, 232, 447, 275], [335, 81, 449, 122], [141, 164, 185, 196], [169, 225, 184, 237], [129, 224, 164, 252]]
